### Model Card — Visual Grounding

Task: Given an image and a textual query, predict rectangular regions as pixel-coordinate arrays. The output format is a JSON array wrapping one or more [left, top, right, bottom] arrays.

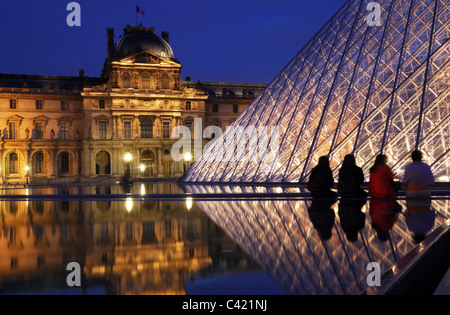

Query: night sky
[[0, 0, 346, 84]]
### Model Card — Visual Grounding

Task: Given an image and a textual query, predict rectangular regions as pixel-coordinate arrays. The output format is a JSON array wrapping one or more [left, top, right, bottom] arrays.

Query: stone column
[[51, 147, 57, 178], [157, 148, 163, 177]]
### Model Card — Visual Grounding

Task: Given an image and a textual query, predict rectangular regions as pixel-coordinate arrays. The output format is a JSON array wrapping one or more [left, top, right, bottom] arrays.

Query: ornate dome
[[114, 25, 174, 60]]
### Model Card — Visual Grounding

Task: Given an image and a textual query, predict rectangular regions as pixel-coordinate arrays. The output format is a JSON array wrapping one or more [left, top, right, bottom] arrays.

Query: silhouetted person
[[368, 154, 398, 198], [338, 198, 367, 242], [338, 154, 367, 198], [308, 198, 336, 241], [369, 198, 402, 242], [307, 156, 337, 198], [403, 150, 434, 199]]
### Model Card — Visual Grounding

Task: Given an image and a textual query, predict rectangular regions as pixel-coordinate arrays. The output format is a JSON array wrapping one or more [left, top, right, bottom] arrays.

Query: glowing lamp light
[[140, 184, 146, 196], [123, 153, 133, 162], [139, 164, 146, 172], [126, 197, 133, 212], [24, 166, 30, 172], [186, 197, 193, 211], [183, 152, 192, 161]]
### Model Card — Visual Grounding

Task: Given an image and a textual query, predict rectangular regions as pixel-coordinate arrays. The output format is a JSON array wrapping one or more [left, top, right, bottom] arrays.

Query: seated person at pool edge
[[307, 156, 337, 198], [403, 150, 434, 198], [337, 154, 367, 198]]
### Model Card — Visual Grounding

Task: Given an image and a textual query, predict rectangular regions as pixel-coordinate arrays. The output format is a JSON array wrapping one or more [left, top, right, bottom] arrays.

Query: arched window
[[140, 118, 153, 138], [59, 152, 70, 175], [9, 153, 18, 174], [34, 152, 44, 174], [122, 72, 131, 88], [142, 72, 151, 89], [161, 73, 170, 89]]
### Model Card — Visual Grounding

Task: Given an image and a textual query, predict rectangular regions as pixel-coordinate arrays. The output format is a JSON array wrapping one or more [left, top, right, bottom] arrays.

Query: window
[[99, 99, 106, 109], [212, 104, 219, 113], [61, 101, 68, 111], [35, 152, 44, 174], [185, 121, 193, 132], [185, 101, 191, 110], [142, 72, 151, 89], [98, 121, 107, 139], [210, 123, 221, 139], [140, 118, 153, 138], [162, 121, 170, 139], [161, 73, 169, 89], [122, 72, 131, 88], [36, 100, 43, 110], [60, 123, 69, 140], [59, 152, 70, 174], [9, 153, 18, 174], [8, 123, 17, 139], [10, 99, 17, 109], [233, 104, 239, 113], [34, 123, 43, 139], [123, 121, 132, 139]]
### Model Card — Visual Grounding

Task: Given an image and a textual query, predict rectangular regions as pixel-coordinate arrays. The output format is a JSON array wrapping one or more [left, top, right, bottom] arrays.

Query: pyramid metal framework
[[185, 0, 450, 183]]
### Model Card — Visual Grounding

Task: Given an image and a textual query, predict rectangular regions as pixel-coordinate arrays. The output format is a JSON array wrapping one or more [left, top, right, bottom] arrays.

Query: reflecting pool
[[0, 183, 448, 295]]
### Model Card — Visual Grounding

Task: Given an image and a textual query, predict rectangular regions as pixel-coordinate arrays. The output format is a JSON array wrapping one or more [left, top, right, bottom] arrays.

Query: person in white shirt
[[403, 150, 434, 198]]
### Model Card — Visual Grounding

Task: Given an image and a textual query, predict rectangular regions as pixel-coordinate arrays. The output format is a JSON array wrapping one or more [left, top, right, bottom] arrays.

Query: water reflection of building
[[0, 186, 256, 294], [185, 185, 450, 295]]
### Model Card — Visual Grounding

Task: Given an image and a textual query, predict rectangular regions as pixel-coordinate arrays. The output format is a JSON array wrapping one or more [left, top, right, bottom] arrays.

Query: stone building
[[0, 24, 266, 184]]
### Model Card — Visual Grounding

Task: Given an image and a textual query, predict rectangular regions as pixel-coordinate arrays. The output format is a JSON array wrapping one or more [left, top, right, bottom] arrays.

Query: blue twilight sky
[[0, 0, 346, 84]]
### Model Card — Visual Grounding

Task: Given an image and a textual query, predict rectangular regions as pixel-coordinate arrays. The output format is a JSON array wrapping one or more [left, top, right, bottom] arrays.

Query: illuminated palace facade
[[0, 25, 265, 184]]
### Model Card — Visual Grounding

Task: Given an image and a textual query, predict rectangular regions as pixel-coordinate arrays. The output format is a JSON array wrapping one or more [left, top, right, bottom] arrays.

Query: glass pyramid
[[185, 0, 450, 183]]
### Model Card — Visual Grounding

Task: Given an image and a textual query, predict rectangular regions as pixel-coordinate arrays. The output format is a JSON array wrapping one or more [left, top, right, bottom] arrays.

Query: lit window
[[34, 123, 43, 139], [98, 121, 107, 139], [35, 152, 44, 174], [161, 73, 170, 89], [9, 153, 18, 174], [142, 72, 151, 89], [60, 123, 69, 140], [123, 121, 132, 138], [140, 118, 153, 138], [162, 122, 170, 138], [8, 122, 17, 139], [122, 72, 131, 88]]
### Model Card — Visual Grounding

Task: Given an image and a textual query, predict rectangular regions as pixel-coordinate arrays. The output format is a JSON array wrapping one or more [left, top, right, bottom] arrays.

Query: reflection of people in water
[[404, 198, 435, 244], [307, 197, 337, 241], [369, 199, 402, 242], [338, 198, 367, 242]]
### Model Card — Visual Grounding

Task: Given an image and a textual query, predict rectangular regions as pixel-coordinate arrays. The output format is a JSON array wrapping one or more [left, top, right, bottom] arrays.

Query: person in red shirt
[[368, 154, 397, 198]]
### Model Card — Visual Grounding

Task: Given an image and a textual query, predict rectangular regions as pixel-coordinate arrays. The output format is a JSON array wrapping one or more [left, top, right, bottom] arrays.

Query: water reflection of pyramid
[[187, 185, 450, 294], [185, 0, 450, 183]]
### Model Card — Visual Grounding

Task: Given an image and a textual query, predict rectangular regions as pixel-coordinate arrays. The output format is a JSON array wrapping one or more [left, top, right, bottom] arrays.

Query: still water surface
[[0, 183, 448, 295]]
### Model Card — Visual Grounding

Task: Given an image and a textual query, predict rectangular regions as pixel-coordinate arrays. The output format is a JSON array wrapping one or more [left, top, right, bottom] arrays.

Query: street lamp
[[123, 152, 133, 186], [24, 165, 30, 186], [183, 152, 192, 173]]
